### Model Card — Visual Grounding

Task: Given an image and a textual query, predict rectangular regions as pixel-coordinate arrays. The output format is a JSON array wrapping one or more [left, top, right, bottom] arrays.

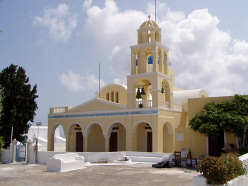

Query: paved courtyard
[[0, 162, 198, 186]]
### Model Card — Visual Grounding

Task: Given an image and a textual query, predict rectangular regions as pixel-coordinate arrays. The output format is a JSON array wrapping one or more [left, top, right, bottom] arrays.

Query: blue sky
[[1, 0, 248, 126]]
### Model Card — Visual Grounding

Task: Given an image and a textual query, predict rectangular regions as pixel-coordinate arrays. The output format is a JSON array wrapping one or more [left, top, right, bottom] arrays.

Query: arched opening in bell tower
[[161, 79, 171, 108], [134, 79, 152, 108]]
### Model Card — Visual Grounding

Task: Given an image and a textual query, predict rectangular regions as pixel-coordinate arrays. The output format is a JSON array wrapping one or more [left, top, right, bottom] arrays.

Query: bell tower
[[127, 16, 175, 109]]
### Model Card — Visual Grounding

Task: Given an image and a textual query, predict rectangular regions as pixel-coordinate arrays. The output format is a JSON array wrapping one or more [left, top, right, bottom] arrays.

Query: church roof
[[173, 89, 208, 105], [139, 16, 159, 29]]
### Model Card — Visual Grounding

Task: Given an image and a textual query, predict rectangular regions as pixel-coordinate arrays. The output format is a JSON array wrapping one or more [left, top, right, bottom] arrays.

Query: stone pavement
[[0, 162, 198, 186]]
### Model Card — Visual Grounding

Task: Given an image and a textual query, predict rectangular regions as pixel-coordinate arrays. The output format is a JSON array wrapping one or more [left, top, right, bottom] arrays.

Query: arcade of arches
[[48, 120, 173, 153]]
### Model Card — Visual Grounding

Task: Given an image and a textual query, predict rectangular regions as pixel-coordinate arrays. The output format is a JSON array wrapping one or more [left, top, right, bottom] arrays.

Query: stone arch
[[87, 122, 105, 152], [134, 49, 142, 73], [134, 78, 152, 108], [48, 123, 66, 152], [66, 123, 83, 152], [132, 121, 153, 152], [107, 122, 127, 151], [163, 122, 174, 153], [161, 79, 171, 105]]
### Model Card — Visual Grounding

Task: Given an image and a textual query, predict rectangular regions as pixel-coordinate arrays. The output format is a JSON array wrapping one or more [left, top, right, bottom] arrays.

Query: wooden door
[[147, 131, 152, 152], [208, 132, 224, 157], [110, 132, 118, 152], [76, 132, 84, 152]]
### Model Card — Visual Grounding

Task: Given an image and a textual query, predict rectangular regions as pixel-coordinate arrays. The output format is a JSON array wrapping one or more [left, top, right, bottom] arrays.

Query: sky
[[1, 0, 248, 126]]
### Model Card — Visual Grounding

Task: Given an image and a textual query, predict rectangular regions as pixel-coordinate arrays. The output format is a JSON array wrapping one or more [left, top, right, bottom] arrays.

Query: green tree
[[189, 95, 248, 147], [0, 64, 38, 148]]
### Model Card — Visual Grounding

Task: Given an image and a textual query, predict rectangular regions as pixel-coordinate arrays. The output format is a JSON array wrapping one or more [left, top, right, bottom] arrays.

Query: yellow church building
[[47, 18, 237, 158]]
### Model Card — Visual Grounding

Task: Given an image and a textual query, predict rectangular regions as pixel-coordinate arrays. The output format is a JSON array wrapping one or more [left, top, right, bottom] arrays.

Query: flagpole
[[155, 0, 157, 22], [10, 126, 13, 145], [99, 62, 101, 97]]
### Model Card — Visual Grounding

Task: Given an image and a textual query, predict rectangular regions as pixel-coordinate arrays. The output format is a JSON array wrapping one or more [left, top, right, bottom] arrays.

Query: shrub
[[220, 153, 246, 181], [239, 146, 248, 156], [197, 153, 246, 185], [197, 156, 229, 185]]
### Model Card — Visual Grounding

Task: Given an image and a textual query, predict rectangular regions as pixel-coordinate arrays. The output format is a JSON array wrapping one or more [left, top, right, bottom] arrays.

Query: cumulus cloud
[[83, 0, 92, 9], [83, 0, 248, 96], [33, 4, 78, 42], [58, 70, 106, 92]]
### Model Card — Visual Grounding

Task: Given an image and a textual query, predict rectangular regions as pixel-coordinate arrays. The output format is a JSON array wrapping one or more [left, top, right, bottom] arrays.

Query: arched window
[[111, 91, 114, 102], [115, 92, 119, 103], [106, 92, 109, 101]]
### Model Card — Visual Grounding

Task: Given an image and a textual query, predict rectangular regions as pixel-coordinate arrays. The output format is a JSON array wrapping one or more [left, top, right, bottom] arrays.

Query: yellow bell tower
[[127, 16, 175, 109]]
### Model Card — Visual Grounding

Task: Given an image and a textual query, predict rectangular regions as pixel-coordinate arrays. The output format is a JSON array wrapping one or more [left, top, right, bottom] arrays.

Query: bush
[[239, 146, 248, 156], [197, 153, 246, 185]]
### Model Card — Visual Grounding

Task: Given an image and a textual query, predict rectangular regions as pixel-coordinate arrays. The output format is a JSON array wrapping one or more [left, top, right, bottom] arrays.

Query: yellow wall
[[175, 128, 206, 157], [88, 124, 105, 152], [99, 84, 127, 105]]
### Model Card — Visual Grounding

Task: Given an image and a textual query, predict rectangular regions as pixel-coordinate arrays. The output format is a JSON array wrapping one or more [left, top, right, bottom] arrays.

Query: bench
[[46, 153, 85, 172]]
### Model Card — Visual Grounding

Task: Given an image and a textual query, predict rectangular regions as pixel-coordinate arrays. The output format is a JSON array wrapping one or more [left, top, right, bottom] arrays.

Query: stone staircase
[[126, 152, 173, 163]]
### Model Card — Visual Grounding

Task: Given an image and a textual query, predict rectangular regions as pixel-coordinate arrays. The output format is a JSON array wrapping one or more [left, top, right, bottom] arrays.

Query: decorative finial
[[148, 15, 151, 21]]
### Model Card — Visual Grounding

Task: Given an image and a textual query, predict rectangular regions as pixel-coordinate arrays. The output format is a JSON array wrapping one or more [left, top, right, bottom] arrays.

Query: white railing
[[54, 107, 66, 113], [136, 100, 152, 108]]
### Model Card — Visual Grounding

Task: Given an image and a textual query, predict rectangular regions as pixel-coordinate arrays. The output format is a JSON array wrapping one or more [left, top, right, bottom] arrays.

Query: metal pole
[[10, 126, 13, 145], [155, 0, 157, 22]]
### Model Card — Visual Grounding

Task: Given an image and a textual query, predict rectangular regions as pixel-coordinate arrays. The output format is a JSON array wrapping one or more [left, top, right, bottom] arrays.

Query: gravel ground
[[0, 162, 198, 186]]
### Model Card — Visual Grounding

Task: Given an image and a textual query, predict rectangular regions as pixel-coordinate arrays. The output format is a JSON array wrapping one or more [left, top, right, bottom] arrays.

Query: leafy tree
[[0, 64, 38, 148], [189, 95, 248, 147]]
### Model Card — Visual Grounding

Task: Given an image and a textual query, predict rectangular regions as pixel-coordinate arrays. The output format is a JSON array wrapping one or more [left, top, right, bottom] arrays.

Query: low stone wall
[[0, 149, 11, 163]]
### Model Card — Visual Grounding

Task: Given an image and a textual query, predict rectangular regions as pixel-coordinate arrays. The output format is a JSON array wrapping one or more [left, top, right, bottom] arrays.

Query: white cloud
[[33, 4, 78, 42], [58, 70, 106, 92], [84, 0, 147, 79], [83, 0, 92, 9], [83, 0, 248, 97]]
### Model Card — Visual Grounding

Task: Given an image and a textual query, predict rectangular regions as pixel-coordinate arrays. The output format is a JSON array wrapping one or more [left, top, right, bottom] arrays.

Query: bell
[[141, 87, 146, 95], [161, 86, 165, 94], [136, 88, 142, 99]]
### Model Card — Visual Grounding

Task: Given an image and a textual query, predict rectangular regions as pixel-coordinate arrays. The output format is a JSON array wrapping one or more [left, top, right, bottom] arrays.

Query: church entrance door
[[76, 132, 84, 152], [147, 131, 152, 152], [110, 132, 118, 152]]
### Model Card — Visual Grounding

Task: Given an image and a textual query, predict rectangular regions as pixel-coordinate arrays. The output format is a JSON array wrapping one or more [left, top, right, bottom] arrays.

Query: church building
[[47, 17, 237, 157]]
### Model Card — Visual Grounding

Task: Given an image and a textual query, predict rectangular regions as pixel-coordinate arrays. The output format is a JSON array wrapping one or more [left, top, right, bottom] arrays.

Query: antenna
[[155, 0, 157, 22], [98, 62, 101, 97]]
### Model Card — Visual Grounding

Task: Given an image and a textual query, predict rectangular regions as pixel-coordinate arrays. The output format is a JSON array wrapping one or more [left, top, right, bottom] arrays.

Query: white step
[[126, 156, 162, 163], [125, 152, 173, 163]]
